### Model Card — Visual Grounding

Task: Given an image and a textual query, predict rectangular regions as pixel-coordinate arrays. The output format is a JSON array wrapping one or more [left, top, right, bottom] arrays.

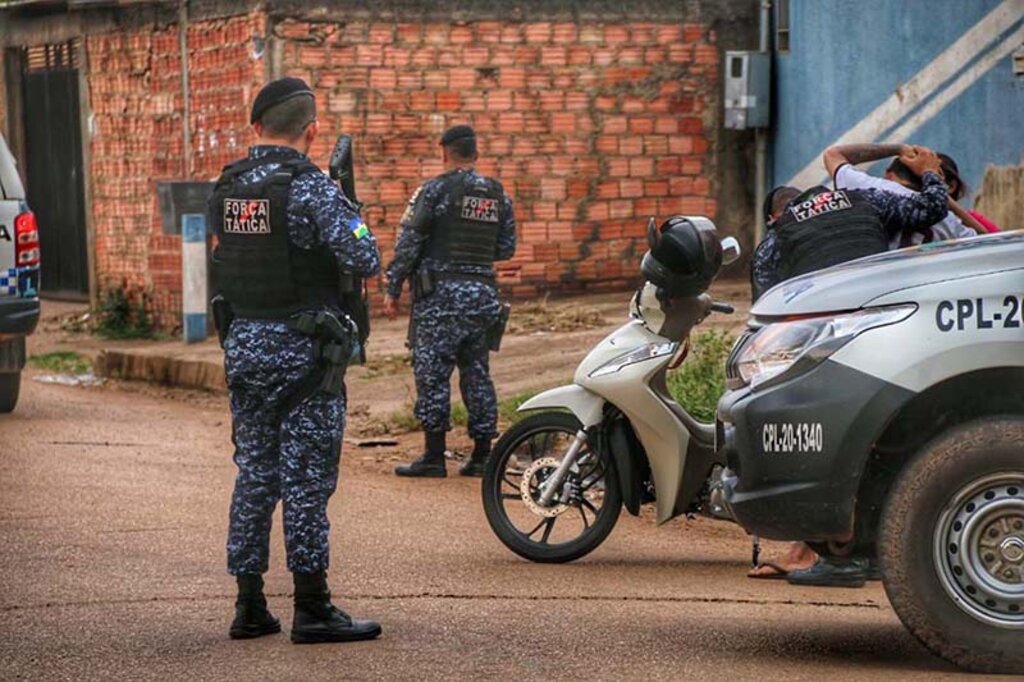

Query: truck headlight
[[590, 342, 678, 378], [732, 304, 916, 389]]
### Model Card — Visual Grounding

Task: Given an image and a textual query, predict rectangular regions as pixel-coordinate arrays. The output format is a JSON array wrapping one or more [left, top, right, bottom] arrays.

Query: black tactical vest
[[773, 186, 888, 280], [426, 172, 503, 267], [209, 154, 341, 319]]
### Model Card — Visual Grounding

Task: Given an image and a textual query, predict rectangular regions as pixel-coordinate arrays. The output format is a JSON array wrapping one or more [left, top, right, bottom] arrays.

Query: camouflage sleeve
[[863, 171, 949, 237], [495, 188, 517, 262], [298, 172, 381, 277], [751, 233, 781, 301], [385, 183, 431, 299]]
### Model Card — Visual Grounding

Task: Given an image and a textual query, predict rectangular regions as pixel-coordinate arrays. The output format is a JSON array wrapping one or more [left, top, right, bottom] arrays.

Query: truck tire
[[878, 416, 1024, 674], [0, 371, 21, 413]]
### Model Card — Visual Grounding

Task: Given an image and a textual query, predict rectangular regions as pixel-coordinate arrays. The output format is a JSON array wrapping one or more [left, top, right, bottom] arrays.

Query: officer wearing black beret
[[384, 125, 517, 477], [210, 76, 382, 643]]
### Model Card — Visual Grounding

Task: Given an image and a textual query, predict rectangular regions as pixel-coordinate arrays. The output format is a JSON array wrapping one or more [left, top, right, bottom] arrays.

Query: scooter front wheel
[[482, 411, 622, 563]]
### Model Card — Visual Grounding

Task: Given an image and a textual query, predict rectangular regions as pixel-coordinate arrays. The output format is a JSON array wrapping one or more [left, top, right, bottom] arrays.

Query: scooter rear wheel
[[482, 411, 622, 563]]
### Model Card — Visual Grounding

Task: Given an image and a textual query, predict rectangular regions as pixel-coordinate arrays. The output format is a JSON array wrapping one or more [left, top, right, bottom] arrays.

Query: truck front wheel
[[879, 416, 1024, 674]]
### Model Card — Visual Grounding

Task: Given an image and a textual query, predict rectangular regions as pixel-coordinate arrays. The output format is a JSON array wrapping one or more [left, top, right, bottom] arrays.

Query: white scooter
[[482, 217, 740, 562]]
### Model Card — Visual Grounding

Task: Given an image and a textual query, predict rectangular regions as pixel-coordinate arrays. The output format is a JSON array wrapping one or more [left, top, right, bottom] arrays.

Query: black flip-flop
[[747, 562, 789, 580]]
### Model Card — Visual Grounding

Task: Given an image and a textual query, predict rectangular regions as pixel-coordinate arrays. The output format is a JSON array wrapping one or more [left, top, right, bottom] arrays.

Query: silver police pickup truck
[[718, 231, 1024, 673], [0, 134, 41, 412]]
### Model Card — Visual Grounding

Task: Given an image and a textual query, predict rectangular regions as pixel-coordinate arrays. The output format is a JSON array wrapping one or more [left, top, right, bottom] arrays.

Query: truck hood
[[752, 231, 1024, 317]]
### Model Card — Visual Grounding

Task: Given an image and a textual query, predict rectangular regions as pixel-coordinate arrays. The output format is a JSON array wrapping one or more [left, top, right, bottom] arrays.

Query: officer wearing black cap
[[209, 76, 382, 644], [384, 124, 517, 478]]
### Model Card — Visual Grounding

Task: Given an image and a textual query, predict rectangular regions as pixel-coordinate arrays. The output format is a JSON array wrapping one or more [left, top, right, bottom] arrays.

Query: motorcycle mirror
[[646, 217, 659, 249], [721, 236, 741, 265]]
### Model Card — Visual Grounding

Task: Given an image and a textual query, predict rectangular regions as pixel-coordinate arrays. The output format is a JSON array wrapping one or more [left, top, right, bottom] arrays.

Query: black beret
[[250, 77, 315, 124], [440, 124, 476, 146]]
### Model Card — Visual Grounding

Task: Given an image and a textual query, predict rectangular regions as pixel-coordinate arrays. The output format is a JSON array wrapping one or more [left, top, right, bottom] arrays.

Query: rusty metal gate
[[21, 41, 88, 298]]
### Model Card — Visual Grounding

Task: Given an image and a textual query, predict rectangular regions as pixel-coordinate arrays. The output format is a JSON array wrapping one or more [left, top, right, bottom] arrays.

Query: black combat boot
[[394, 431, 447, 477], [291, 571, 382, 644], [229, 574, 281, 640], [458, 438, 491, 477], [786, 556, 869, 588]]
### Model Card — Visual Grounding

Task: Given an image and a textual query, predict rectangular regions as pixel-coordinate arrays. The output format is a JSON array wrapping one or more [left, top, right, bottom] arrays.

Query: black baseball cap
[[440, 124, 475, 146], [250, 77, 315, 124]]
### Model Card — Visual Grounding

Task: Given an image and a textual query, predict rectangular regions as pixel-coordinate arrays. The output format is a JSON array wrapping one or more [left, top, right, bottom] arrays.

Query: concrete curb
[[95, 348, 226, 393]]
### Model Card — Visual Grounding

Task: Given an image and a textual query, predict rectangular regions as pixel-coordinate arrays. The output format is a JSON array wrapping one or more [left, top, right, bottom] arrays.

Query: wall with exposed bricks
[[2, 0, 752, 331], [275, 16, 720, 300], [85, 11, 265, 329]]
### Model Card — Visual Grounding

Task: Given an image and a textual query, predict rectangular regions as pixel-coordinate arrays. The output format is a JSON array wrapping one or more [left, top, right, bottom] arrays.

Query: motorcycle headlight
[[590, 342, 678, 378], [732, 304, 916, 389]]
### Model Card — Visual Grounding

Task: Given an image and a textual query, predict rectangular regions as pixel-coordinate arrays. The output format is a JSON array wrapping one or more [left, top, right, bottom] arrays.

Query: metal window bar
[[22, 40, 80, 72]]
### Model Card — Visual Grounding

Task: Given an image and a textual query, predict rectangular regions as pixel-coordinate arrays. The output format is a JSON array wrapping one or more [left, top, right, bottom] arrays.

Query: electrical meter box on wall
[[724, 51, 770, 129]]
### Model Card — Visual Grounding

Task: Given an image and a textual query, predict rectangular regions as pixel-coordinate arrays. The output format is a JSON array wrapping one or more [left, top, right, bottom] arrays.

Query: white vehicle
[[0, 134, 41, 412], [719, 230, 1024, 673]]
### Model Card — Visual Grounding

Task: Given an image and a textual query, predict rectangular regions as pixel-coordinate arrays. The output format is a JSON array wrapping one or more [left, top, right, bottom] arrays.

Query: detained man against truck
[[824, 142, 976, 246]]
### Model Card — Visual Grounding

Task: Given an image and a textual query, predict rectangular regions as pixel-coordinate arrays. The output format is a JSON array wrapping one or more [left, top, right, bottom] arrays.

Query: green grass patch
[[367, 389, 537, 437], [28, 351, 92, 375], [666, 330, 734, 423], [452, 390, 540, 428], [386, 405, 421, 434]]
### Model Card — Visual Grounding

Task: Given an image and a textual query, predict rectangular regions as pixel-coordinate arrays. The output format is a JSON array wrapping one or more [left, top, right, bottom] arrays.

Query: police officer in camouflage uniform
[[384, 125, 516, 478], [752, 147, 950, 302], [210, 77, 381, 643]]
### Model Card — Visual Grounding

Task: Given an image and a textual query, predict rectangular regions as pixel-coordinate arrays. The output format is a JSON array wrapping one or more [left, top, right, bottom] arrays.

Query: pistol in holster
[[488, 302, 512, 352], [412, 269, 435, 302], [290, 310, 358, 398], [405, 270, 434, 350], [211, 295, 234, 349]]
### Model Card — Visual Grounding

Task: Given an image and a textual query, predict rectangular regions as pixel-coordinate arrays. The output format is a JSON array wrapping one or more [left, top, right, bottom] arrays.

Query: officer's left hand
[[383, 296, 400, 321]]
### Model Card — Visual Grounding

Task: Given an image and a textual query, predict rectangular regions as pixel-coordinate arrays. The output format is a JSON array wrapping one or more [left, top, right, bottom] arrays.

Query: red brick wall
[[78, 8, 722, 329], [85, 12, 264, 329], [274, 18, 719, 298]]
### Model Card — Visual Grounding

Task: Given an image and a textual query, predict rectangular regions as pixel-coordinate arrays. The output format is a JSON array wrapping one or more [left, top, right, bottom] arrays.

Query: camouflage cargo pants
[[412, 313, 498, 440], [224, 320, 345, 576]]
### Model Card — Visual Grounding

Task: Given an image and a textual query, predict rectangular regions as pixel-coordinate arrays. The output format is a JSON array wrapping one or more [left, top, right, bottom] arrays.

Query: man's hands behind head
[[899, 145, 944, 178]]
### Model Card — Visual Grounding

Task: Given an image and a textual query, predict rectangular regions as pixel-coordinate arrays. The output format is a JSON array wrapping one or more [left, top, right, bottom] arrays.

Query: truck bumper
[[0, 298, 40, 338], [716, 358, 913, 541]]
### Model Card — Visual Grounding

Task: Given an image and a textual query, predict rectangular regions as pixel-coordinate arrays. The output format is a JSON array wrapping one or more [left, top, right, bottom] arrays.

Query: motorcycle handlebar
[[710, 302, 735, 315]]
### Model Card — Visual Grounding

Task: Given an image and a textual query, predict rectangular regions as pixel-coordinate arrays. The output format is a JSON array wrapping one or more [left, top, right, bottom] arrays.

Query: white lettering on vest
[[223, 198, 272, 234], [789, 191, 853, 222], [461, 196, 499, 223]]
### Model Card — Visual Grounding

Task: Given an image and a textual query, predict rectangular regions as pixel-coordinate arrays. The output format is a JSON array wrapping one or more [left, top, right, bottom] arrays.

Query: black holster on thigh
[[281, 310, 357, 415], [488, 302, 512, 352]]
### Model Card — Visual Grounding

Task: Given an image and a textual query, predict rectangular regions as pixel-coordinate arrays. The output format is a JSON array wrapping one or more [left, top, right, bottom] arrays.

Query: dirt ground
[[1, 344, 970, 680], [28, 282, 752, 451]]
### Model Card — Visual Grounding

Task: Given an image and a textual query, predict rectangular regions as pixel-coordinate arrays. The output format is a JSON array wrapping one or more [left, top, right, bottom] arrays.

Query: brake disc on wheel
[[520, 457, 571, 518]]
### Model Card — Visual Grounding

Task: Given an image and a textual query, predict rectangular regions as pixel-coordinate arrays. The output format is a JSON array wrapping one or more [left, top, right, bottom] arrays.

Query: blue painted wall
[[771, 0, 1024, 204]]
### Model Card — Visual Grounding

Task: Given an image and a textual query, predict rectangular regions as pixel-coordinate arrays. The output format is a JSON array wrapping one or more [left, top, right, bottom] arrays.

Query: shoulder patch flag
[[349, 216, 369, 240]]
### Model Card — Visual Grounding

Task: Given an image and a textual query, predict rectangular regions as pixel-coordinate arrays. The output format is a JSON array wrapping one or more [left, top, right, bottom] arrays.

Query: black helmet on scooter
[[640, 216, 723, 297]]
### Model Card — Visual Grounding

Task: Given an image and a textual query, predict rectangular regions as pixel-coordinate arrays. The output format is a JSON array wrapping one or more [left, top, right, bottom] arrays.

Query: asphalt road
[[0, 376, 985, 681]]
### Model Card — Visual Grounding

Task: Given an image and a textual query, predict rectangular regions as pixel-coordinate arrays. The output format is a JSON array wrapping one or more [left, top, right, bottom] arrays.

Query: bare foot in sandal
[[748, 542, 817, 579]]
